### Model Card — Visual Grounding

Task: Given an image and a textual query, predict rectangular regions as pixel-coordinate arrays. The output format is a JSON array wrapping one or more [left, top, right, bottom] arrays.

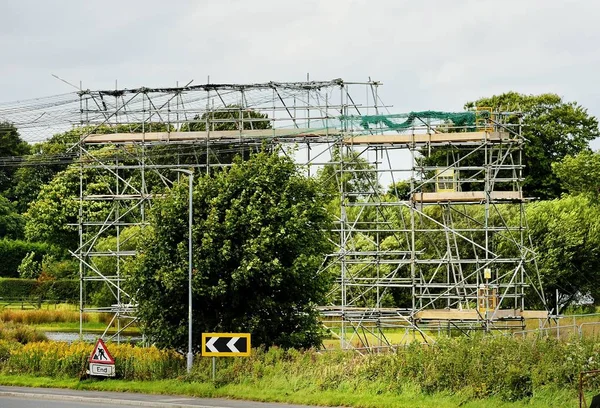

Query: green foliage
[[17, 252, 41, 279], [40, 256, 77, 280], [0, 279, 37, 299], [4, 342, 183, 380], [10, 128, 80, 212], [0, 239, 61, 278], [525, 195, 600, 311], [183, 105, 271, 131], [0, 122, 30, 195], [0, 278, 77, 302], [0, 324, 47, 344], [0, 195, 24, 239], [0, 336, 596, 406], [24, 161, 112, 250], [36, 279, 78, 302], [317, 147, 380, 203], [386, 180, 411, 200], [23, 165, 81, 249], [465, 92, 599, 199], [130, 151, 333, 350], [553, 150, 600, 198], [90, 226, 141, 307]]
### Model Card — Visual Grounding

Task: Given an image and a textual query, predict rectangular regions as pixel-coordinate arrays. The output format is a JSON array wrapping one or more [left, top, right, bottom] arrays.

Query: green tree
[[524, 195, 600, 312], [24, 164, 111, 250], [17, 251, 41, 279], [553, 150, 600, 198], [11, 129, 80, 213], [465, 92, 599, 199], [183, 105, 271, 131], [316, 147, 380, 203], [0, 195, 24, 239], [386, 180, 411, 200], [129, 151, 332, 350], [0, 122, 30, 195]]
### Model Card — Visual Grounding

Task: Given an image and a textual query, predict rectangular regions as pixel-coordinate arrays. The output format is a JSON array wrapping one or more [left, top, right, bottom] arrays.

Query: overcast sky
[[1, 0, 599, 147]]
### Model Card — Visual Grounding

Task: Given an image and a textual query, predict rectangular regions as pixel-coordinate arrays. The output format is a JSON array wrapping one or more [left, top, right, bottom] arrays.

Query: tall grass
[[186, 335, 600, 402], [0, 334, 599, 404], [5, 342, 184, 380], [0, 323, 47, 344], [0, 309, 112, 325]]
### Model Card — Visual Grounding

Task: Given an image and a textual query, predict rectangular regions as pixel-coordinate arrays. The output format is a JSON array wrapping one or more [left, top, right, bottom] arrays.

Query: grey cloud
[[0, 0, 598, 147]]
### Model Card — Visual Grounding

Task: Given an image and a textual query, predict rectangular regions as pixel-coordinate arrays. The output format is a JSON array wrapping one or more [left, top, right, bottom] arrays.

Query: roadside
[[0, 375, 580, 408]]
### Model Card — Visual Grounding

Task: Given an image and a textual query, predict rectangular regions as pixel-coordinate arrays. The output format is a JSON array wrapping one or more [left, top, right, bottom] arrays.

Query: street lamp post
[[174, 169, 194, 374]]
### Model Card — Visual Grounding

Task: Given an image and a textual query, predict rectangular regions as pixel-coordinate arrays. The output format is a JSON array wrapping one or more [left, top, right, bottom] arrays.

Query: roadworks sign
[[89, 338, 115, 364], [89, 363, 115, 376], [88, 338, 116, 377]]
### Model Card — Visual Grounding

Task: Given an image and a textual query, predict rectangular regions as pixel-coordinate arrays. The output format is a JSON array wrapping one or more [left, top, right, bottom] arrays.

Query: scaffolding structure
[[73, 79, 385, 341], [322, 112, 548, 349], [2, 78, 546, 347]]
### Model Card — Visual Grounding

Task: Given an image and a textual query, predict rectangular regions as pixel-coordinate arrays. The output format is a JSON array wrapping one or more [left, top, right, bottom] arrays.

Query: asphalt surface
[[0, 386, 328, 408]]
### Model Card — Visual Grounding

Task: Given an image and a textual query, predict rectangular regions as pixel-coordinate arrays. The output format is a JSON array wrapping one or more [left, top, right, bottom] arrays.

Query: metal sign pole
[[212, 357, 216, 381]]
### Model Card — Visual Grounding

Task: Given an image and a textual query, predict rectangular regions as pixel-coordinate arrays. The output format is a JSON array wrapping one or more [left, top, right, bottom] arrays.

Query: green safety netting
[[340, 111, 489, 131]]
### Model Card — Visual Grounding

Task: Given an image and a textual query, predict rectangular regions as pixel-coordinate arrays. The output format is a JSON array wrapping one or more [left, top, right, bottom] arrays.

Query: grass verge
[[0, 374, 581, 408]]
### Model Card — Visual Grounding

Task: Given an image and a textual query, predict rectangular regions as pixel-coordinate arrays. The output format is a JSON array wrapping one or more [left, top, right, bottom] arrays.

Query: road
[[0, 386, 328, 408]]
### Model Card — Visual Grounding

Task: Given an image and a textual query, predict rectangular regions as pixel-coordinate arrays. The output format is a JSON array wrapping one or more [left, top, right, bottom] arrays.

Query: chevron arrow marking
[[206, 337, 218, 352], [226, 337, 240, 352]]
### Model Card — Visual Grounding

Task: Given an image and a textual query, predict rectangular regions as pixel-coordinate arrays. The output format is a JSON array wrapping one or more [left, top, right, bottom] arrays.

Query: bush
[[37, 279, 78, 302], [0, 239, 62, 278], [43, 258, 77, 279], [17, 252, 41, 279], [0, 322, 47, 344]]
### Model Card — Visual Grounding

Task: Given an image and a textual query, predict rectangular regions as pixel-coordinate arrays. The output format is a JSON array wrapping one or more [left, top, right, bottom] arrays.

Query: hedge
[[0, 279, 37, 299], [0, 278, 78, 302], [0, 239, 63, 278]]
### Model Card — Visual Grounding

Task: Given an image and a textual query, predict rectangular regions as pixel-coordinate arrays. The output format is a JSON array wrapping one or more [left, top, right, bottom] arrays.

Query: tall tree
[[24, 162, 112, 250], [11, 129, 80, 213], [553, 150, 600, 198], [465, 92, 599, 199], [0, 195, 24, 239], [183, 105, 271, 131], [524, 195, 600, 312], [129, 151, 332, 350], [316, 147, 380, 203], [0, 122, 30, 195]]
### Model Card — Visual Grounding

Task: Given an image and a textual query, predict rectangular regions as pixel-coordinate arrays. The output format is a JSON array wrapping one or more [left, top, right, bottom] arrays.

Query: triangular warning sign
[[89, 338, 115, 364]]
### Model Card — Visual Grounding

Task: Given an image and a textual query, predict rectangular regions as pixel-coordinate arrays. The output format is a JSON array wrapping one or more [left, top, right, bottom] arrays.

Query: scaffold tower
[[0, 78, 547, 348]]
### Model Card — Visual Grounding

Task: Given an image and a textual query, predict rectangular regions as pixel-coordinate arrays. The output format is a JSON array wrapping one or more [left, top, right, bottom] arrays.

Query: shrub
[[0, 322, 47, 344], [0, 239, 62, 278], [17, 252, 41, 279], [37, 279, 78, 302]]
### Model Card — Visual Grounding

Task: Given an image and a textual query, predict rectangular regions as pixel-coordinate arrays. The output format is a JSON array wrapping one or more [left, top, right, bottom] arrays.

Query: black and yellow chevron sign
[[201, 333, 251, 357]]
